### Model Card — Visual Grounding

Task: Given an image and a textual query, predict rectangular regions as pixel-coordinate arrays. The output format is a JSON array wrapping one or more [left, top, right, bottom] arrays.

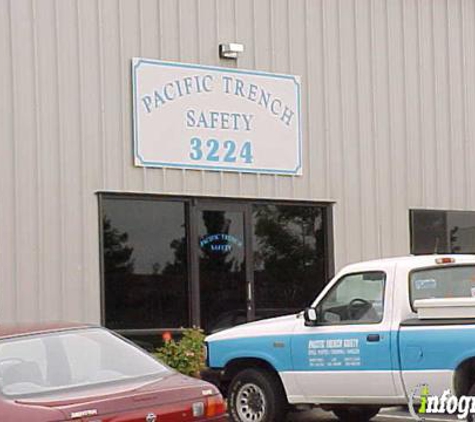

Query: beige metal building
[[1, 0, 475, 343]]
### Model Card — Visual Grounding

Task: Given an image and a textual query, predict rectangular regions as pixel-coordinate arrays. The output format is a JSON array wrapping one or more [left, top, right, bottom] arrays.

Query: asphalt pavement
[[287, 407, 460, 421]]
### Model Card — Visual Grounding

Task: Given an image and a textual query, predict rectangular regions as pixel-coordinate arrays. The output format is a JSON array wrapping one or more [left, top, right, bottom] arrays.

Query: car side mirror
[[304, 307, 318, 326]]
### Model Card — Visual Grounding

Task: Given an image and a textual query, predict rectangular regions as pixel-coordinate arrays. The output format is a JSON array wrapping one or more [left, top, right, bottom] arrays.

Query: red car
[[0, 323, 227, 422]]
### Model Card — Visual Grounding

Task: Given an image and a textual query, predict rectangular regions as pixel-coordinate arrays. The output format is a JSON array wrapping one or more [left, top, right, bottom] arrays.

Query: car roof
[[0, 322, 96, 340], [341, 254, 475, 274]]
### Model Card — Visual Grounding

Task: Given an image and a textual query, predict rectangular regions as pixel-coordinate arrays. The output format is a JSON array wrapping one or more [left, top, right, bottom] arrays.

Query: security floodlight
[[219, 43, 244, 60]]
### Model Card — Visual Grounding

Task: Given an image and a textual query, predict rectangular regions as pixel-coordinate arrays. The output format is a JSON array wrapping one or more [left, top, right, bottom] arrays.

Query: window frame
[[315, 270, 387, 326], [410, 209, 475, 255], [98, 194, 192, 334], [408, 264, 475, 312], [251, 202, 329, 319], [98, 192, 335, 335]]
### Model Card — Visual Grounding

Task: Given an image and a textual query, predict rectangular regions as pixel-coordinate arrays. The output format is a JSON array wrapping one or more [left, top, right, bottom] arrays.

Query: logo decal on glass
[[200, 233, 243, 252]]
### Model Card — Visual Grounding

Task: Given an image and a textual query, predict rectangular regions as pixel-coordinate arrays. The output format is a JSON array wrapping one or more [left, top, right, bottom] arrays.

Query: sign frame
[[132, 58, 302, 176]]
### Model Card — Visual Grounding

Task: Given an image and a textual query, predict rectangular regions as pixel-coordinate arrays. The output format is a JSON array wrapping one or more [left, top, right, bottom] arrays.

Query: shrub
[[155, 328, 206, 378]]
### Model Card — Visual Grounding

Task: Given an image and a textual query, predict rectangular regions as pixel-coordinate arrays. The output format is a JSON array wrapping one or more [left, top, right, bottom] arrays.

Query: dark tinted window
[[411, 210, 475, 254], [252, 205, 327, 318], [102, 198, 189, 329], [198, 209, 247, 333]]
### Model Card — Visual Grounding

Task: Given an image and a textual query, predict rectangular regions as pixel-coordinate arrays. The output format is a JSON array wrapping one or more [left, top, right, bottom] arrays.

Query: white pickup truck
[[204, 255, 475, 422]]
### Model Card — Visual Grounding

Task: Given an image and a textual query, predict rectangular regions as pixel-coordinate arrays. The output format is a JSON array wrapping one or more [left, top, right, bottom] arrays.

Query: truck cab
[[204, 255, 475, 422]]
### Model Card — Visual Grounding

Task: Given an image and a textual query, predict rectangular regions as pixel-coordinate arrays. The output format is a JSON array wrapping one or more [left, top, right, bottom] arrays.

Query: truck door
[[291, 270, 398, 401]]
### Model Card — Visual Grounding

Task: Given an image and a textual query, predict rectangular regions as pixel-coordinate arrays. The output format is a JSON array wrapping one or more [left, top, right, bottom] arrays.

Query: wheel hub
[[247, 391, 263, 412], [236, 383, 267, 422]]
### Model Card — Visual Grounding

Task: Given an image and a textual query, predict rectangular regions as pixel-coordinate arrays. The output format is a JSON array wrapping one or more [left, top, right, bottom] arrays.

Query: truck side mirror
[[304, 307, 318, 326]]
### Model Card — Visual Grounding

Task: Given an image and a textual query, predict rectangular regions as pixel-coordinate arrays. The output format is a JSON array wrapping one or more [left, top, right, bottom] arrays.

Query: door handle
[[367, 334, 380, 342]]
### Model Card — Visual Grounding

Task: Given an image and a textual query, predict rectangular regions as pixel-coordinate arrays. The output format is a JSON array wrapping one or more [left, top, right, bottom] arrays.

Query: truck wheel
[[228, 368, 287, 422], [466, 383, 475, 422], [332, 406, 380, 422]]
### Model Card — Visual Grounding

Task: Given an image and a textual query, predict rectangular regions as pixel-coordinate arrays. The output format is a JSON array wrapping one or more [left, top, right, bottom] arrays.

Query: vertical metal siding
[[0, 0, 15, 323], [1, 0, 475, 324]]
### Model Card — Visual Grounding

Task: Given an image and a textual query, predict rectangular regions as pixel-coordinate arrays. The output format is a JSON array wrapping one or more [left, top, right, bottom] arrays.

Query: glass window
[[411, 210, 475, 254], [0, 328, 170, 397], [252, 204, 327, 319], [100, 196, 332, 335], [198, 209, 247, 333], [0, 338, 47, 383], [121, 334, 164, 353], [410, 266, 475, 307], [102, 198, 189, 329], [317, 272, 386, 324]]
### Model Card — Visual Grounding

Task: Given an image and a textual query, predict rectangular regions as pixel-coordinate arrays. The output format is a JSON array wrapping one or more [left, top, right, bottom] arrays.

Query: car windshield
[[410, 265, 475, 307], [0, 328, 170, 398]]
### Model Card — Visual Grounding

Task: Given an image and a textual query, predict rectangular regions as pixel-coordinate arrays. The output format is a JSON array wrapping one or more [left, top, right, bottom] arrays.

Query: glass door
[[194, 203, 251, 333]]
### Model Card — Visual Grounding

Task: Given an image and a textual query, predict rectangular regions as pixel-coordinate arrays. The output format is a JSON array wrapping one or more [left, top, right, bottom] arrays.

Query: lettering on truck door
[[290, 270, 398, 402]]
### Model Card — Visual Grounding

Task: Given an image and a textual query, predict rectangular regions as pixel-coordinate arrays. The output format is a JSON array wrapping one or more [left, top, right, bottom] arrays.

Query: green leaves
[[155, 328, 206, 378]]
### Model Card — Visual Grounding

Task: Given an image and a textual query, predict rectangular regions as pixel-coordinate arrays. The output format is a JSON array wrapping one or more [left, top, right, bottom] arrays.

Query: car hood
[[206, 313, 299, 342], [15, 372, 217, 420]]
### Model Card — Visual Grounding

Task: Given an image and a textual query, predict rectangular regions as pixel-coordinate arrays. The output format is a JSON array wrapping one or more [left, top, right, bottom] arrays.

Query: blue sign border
[[132, 58, 302, 176]]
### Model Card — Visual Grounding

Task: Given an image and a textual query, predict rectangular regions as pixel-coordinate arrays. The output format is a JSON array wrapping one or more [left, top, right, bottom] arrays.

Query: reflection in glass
[[253, 205, 327, 319], [0, 328, 170, 397], [102, 198, 189, 329], [198, 210, 246, 333], [411, 210, 475, 254], [448, 212, 475, 253]]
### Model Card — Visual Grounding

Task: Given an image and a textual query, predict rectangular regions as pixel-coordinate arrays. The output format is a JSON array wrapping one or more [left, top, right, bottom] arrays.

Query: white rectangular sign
[[132, 59, 302, 175]]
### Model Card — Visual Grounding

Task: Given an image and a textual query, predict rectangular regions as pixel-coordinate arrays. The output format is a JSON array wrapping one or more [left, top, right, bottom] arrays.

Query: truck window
[[317, 271, 386, 324], [410, 265, 475, 308]]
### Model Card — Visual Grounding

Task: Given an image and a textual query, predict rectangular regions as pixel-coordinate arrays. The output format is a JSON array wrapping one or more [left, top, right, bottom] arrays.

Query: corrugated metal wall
[[1, 0, 475, 324]]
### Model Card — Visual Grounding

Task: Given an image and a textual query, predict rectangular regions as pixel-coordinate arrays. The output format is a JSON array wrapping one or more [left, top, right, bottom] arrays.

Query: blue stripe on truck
[[208, 335, 294, 372], [398, 326, 475, 371], [209, 331, 392, 372], [208, 326, 475, 373]]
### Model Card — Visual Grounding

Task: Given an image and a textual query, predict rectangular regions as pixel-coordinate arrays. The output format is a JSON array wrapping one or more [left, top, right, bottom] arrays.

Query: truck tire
[[228, 368, 288, 422], [466, 383, 475, 422], [332, 406, 380, 422]]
